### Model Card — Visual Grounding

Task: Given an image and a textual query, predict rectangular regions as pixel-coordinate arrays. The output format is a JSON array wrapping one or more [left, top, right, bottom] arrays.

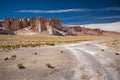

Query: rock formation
[[21, 18, 28, 28], [0, 16, 62, 35], [11, 17, 21, 31], [64, 26, 82, 32], [0, 16, 110, 36], [64, 26, 104, 36], [3, 17, 11, 30]]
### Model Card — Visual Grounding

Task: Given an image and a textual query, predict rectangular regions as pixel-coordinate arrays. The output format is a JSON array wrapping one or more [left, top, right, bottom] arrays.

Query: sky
[[0, 0, 120, 25]]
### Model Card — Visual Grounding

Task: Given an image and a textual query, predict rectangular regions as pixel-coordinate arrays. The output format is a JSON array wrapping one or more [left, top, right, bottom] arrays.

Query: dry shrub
[[10, 55, 17, 60], [17, 63, 25, 69], [115, 53, 119, 55], [45, 63, 54, 69], [61, 51, 63, 53], [4, 57, 9, 61]]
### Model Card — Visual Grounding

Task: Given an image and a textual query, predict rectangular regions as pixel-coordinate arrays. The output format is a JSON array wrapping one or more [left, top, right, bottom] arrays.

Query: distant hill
[[81, 22, 120, 33]]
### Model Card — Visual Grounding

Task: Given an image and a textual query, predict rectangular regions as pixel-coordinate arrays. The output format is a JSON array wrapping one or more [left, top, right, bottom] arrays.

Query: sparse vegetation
[[106, 39, 120, 51], [4, 57, 9, 61], [4, 55, 17, 61], [10, 55, 17, 60], [17, 63, 25, 69], [61, 51, 63, 53], [33, 52, 38, 55], [45, 63, 54, 69], [101, 49, 104, 51], [115, 53, 119, 55], [0, 35, 120, 50]]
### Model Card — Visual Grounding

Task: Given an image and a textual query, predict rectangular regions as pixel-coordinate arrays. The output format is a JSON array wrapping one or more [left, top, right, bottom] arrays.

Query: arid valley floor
[[0, 35, 120, 80]]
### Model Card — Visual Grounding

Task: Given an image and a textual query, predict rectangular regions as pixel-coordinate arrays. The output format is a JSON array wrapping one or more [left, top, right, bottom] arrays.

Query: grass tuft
[[10, 55, 17, 60], [17, 63, 25, 69], [45, 63, 54, 69], [101, 49, 104, 51], [61, 51, 63, 53], [115, 53, 119, 55], [4, 57, 9, 61]]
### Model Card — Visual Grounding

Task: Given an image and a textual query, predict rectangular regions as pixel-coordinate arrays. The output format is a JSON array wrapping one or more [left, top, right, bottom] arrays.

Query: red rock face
[[11, 17, 21, 31], [53, 18, 61, 28], [0, 21, 3, 27], [29, 17, 37, 31], [3, 18, 11, 30], [65, 26, 82, 32], [64, 26, 103, 36], [0, 17, 62, 34], [36, 17, 46, 32], [21, 18, 28, 28]]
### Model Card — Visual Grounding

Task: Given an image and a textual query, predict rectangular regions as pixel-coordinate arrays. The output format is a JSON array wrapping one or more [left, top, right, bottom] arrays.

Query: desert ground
[[0, 35, 120, 80]]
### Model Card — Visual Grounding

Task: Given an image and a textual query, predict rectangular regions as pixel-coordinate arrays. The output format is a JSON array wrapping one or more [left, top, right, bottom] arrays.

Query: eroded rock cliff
[[0, 16, 112, 36]]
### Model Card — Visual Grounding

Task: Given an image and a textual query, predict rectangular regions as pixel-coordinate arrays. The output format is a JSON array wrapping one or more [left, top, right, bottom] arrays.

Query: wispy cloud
[[15, 9, 91, 13], [63, 15, 120, 21], [96, 16, 120, 19], [62, 16, 86, 20], [15, 6, 120, 14], [100, 7, 120, 11]]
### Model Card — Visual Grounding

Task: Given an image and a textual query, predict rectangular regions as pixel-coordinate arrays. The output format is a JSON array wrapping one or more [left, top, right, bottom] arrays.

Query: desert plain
[[0, 35, 120, 80]]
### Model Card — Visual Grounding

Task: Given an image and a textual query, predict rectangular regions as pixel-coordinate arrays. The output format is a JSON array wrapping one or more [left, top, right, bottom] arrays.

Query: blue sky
[[0, 0, 120, 25]]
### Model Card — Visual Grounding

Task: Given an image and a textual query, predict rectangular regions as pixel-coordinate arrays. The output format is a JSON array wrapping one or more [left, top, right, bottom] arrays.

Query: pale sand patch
[[0, 46, 76, 80]]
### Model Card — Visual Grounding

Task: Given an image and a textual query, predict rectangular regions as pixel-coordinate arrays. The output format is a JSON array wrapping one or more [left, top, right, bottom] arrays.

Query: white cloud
[[95, 16, 120, 19], [62, 16, 85, 20], [100, 7, 120, 11], [16, 9, 91, 13], [15, 7, 120, 14]]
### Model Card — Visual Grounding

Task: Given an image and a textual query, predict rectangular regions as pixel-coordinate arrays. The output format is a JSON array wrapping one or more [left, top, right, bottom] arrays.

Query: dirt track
[[65, 41, 120, 80]]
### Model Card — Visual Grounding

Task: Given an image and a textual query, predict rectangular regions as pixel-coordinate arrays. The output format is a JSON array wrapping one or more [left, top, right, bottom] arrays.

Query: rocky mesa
[[0, 16, 119, 36]]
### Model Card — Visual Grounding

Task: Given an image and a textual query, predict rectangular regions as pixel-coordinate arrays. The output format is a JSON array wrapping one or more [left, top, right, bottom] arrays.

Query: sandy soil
[[0, 46, 75, 80], [0, 41, 120, 80]]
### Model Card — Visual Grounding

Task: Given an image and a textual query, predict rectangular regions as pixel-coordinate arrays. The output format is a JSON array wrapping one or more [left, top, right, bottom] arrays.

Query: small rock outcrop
[[64, 26, 104, 36]]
